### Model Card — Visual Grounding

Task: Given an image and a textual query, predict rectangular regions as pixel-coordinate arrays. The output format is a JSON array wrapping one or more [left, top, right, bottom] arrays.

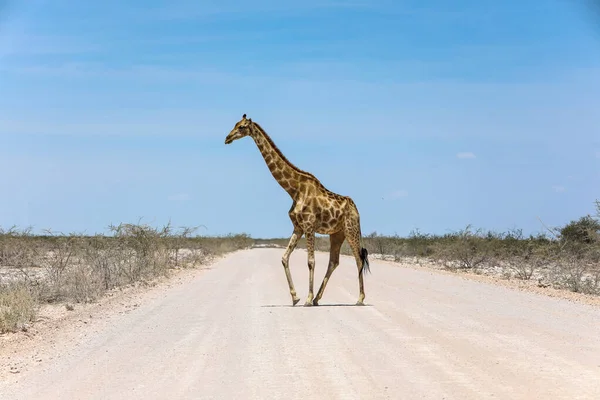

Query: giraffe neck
[[250, 123, 307, 198]]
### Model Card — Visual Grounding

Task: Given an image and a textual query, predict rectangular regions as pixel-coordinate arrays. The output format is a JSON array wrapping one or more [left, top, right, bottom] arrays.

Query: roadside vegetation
[[2, 200, 598, 333], [0, 221, 252, 333], [256, 200, 600, 297]]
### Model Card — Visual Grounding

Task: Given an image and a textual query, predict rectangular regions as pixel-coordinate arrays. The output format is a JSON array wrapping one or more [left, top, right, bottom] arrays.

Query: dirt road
[[1, 248, 600, 399]]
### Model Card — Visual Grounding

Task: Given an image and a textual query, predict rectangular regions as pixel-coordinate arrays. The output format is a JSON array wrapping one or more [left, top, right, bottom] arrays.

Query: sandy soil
[[1, 248, 599, 399]]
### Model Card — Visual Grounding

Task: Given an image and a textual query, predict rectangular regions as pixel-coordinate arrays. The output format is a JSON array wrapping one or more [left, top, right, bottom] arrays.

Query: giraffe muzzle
[[225, 133, 237, 144], [225, 131, 242, 144]]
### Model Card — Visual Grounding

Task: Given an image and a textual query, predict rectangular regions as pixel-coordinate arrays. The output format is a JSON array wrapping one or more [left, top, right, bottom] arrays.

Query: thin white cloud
[[383, 190, 408, 201], [168, 193, 191, 202], [551, 185, 566, 193], [456, 152, 476, 159]]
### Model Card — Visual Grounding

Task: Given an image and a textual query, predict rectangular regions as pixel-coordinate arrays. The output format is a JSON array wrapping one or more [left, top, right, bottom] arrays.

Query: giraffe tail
[[360, 247, 370, 275]]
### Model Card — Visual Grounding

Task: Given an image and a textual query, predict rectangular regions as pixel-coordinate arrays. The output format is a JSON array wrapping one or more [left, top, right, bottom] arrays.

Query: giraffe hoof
[[292, 297, 300, 306], [312, 299, 319, 306], [303, 301, 313, 307], [355, 301, 365, 306]]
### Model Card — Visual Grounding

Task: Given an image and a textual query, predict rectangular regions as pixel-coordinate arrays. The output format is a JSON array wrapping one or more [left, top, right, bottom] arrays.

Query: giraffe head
[[225, 114, 253, 144]]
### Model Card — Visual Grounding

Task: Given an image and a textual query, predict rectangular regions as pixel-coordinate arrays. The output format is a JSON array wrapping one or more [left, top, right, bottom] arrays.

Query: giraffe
[[224, 114, 370, 307]]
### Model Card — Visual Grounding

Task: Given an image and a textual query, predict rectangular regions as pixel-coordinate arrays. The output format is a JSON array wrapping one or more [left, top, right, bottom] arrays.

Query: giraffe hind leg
[[344, 217, 369, 305], [313, 230, 345, 306]]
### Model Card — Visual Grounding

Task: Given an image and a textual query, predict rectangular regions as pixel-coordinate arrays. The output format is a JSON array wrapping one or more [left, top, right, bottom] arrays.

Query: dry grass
[[0, 222, 253, 333], [0, 281, 37, 333]]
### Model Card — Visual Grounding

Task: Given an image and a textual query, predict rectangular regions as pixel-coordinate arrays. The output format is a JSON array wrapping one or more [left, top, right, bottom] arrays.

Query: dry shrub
[[169, 226, 203, 268], [551, 239, 600, 295], [534, 209, 600, 294], [502, 244, 548, 280], [191, 233, 253, 258], [490, 229, 550, 280], [433, 226, 493, 271], [364, 231, 397, 259], [63, 262, 105, 303], [83, 234, 123, 291], [398, 229, 434, 258], [0, 282, 37, 333], [0, 226, 40, 272], [0, 221, 253, 326], [41, 231, 79, 288], [108, 222, 172, 284]]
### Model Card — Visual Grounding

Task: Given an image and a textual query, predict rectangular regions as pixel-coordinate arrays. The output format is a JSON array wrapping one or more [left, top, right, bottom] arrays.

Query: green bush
[[560, 215, 600, 245]]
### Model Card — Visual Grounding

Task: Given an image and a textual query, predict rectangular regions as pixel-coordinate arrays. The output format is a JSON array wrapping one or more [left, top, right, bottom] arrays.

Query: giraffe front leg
[[304, 231, 316, 307], [282, 230, 302, 306]]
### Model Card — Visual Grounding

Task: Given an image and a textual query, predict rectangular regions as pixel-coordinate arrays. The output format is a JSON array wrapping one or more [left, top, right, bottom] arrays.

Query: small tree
[[560, 215, 600, 245]]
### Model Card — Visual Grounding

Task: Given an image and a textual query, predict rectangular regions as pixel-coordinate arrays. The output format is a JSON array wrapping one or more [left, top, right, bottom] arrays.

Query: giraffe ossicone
[[225, 114, 370, 306]]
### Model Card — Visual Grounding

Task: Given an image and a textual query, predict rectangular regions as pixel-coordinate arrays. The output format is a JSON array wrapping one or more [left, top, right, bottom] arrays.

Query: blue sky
[[1, 0, 599, 238]]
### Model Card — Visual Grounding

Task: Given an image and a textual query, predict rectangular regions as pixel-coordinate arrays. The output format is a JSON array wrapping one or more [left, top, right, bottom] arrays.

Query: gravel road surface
[[2, 248, 599, 399]]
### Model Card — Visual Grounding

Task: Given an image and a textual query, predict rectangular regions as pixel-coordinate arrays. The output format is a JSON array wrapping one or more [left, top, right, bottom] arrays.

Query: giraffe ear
[[242, 114, 246, 119]]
